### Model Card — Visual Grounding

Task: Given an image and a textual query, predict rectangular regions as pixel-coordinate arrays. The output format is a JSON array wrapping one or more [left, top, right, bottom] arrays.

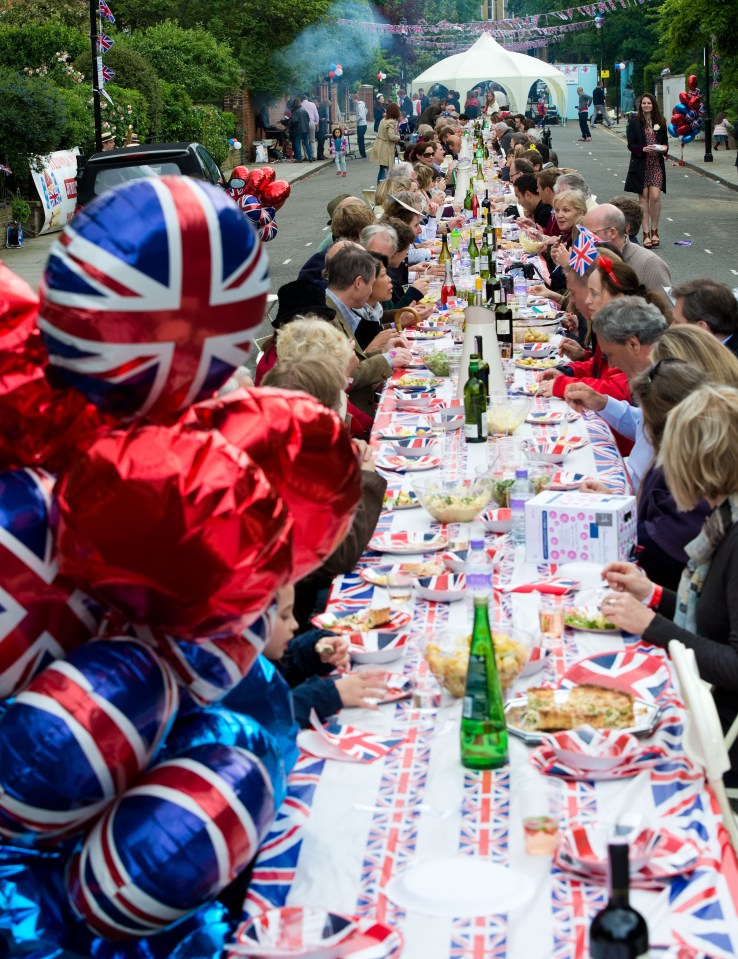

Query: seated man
[[670, 277, 738, 359], [299, 199, 375, 290]]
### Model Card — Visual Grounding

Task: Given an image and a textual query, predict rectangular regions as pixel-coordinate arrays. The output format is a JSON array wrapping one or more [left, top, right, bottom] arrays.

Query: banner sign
[[30, 148, 80, 234]]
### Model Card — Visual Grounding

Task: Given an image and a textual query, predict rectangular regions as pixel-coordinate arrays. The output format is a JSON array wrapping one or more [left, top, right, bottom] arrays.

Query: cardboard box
[[524, 491, 637, 566]]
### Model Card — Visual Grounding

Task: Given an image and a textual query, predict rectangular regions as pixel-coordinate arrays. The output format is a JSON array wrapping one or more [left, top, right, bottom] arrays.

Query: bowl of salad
[[412, 475, 492, 523]]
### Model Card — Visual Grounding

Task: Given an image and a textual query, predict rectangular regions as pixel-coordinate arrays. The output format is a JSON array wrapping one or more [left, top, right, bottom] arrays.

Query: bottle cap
[[515, 468, 528, 479], [470, 539, 485, 549]]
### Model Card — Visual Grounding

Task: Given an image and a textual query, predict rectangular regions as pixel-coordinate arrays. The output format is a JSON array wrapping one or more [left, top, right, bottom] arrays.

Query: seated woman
[[601, 383, 738, 773], [262, 352, 388, 629], [353, 252, 419, 351], [541, 189, 588, 292]]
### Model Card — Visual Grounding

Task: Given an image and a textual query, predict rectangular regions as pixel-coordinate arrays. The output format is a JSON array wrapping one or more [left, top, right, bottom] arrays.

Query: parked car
[[76, 142, 225, 207]]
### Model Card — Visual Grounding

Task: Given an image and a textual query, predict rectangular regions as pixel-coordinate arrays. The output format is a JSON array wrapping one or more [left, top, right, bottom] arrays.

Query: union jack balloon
[[37, 176, 270, 421]]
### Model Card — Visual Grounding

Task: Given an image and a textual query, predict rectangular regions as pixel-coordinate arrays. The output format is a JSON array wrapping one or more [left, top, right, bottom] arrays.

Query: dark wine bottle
[[589, 842, 649, 959], [495, 287, 513, 353], [463, 359, 487, 444], [474, 334, 490, 393]]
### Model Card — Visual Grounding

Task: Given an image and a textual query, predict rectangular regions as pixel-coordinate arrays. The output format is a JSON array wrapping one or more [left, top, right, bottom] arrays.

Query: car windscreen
[[94, 162, 182, 194]]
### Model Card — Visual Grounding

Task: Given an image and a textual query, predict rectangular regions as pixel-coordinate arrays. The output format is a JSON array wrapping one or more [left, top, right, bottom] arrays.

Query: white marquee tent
[[411, 33, 569, 117]]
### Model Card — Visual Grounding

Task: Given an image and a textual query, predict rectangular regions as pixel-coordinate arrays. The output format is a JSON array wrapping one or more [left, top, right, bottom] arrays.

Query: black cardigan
[[624, 115, 668, 194]]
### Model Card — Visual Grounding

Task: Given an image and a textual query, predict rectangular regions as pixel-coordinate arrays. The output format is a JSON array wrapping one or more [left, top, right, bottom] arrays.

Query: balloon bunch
[[0, 176, 361, 956], [328, 62, 343, 79], [376, 71, 387, 82], [228, 136, 243, 150], [227, 164, 291, 242], [668, 74, 706, 145]]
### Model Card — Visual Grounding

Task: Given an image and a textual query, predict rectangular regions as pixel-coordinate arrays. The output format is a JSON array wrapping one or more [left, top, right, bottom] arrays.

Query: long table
[[241, 338, 738, 959]]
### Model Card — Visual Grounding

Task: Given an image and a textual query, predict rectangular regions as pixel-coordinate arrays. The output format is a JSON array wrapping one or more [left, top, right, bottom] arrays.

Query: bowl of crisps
[[519, 232, 544, 255], [422, 629, 529, 697], [486, 395, 531, 435]]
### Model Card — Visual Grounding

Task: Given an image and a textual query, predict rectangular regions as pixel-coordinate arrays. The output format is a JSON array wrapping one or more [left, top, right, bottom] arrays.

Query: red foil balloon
[[230, 165, 250, 181], [0, 264, 109, 473], [244, 169, 269, 198], [54, 422, 294, 637], [687, 74, 698, 90], [184, 388, 362, 582], [678, 91, 689, 105], [260, 180, 291, 212]]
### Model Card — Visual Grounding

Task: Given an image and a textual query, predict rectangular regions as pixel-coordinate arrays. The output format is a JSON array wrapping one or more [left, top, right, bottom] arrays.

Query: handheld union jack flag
[[569, 226, 599, 276], [38, 176, 269, 420], [97, 34, 114, 53], [99, 1, 115, 22]]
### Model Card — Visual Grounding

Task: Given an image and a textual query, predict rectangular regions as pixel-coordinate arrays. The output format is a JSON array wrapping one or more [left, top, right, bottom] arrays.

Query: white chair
[[668, 640, 738, 852]]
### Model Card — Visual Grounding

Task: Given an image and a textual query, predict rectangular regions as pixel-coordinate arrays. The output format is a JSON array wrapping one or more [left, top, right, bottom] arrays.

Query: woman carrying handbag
[[369, 103, 401, 184], [624, 93, 668, 248]]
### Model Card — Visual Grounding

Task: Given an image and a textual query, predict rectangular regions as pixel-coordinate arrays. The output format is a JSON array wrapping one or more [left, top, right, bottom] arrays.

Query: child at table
[[330, 125, 348, 176], [263, 585, 388, 725]]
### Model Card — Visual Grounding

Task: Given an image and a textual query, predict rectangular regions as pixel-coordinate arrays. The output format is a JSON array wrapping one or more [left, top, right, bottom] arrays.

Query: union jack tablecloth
[[244, 361, 738, 959]]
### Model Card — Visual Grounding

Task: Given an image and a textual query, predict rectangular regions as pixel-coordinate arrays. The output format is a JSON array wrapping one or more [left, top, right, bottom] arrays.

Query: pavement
[[600, 117, 738, 192], [0, 155, 335, 292]]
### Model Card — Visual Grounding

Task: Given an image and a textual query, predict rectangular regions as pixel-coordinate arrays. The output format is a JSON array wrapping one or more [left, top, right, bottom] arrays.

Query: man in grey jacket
[[577, 87, 592, 141]]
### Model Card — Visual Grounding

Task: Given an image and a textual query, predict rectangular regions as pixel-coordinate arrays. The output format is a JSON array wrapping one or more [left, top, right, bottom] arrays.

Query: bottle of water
[[465, 538, 493, 611], [459, 246, 471, 277], [513, 275, 528, 312], [510, 468, 531, 547]]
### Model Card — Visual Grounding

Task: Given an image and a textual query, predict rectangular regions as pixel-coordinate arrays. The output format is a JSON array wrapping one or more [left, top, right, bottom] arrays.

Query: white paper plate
[[385, 858, 534, 917]]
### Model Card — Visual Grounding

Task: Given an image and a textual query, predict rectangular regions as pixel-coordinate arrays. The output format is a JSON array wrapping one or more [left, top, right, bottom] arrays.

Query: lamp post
[[594, 15, 604, 76], [399, 18, 408, 90], [703, 45, 713, 163]]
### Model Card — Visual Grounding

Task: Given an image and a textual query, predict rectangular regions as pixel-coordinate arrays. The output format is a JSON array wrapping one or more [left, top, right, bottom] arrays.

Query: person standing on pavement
[[592, 81, 613, 127], [317, 99, 330, 160], [624, 93, 668, 248], [577, 86, 592, 141], [622, 82, 635, 115], [284, 98, 313, 162], [369, 102, 401, 184], [373, 94, 385, 132], [302, 94, 320, 161], [354, 97, 368, 157]]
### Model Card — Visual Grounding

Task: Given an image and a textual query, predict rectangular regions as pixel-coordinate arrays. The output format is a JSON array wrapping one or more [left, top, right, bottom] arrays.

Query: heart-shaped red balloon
[[231, 165, 249, 181], [687, 73, 698, 90], [678, 91, 689, 105], [260, 179, 291, 212], [260, 166, 276, 186], [687, 95, 701, 110], [244, 169, 269, 198]]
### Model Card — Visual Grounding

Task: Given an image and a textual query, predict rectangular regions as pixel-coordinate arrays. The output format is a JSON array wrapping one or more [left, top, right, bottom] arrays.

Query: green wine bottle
[[479, 230, 491, 280], [468, 232, 480, 275], [463, 188, 473, 217], [463, 358, 487, 444], [438, 232, 451, 264], [486, 257, 501, 309], [460, 594, 508, 770], [474, 334, 490, 393]]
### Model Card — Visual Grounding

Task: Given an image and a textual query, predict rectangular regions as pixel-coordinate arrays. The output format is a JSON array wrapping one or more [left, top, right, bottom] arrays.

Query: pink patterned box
[[524, 491, 637, 565]]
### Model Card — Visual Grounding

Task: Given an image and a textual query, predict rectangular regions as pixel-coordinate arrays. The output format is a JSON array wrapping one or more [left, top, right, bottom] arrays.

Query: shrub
[[0, 68, 71, 176], [193, 105, 230, 165], [102, 43, 164, 136]]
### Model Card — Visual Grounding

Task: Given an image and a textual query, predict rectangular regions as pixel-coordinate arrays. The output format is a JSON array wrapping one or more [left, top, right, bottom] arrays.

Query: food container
[[422, 630, 529, 697], [412, 475, 492, 524], [486, 396, 531, 435]]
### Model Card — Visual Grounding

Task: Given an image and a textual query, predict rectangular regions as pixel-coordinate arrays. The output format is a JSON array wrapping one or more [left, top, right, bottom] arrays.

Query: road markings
[[305, 242, 312, 246], [282, 258, 291, 264], [730, 269, 738, 276], [322, 225, 330, 231], [666, 217, 673, 222], [704, 249, 713, 255], [684, 232, 691, 237]]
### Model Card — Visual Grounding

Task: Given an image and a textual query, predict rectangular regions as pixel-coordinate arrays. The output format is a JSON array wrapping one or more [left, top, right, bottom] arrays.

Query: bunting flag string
[[330, 0, 656, 36], [711, 35, 720, 90]]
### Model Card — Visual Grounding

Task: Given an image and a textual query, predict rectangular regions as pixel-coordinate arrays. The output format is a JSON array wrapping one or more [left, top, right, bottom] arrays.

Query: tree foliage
[[127, 20, 241, 103], [102, 43, 164, 134], [0, 68, 71, 175]]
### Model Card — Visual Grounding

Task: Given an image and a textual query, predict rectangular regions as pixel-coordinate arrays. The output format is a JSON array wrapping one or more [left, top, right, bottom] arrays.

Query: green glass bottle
[[468, 232, 479, 275], [463, 358, 487, 444], [474, 334, 490, 393], [463, 188, 473, 217], [438, 232, 451, 264], [460, 594, 508, 770], [478, 230, 491, 280], [486, 257, 501, 309]]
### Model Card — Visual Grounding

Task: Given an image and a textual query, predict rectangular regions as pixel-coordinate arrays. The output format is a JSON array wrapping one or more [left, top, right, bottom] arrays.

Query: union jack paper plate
[[526, 409, 570, 425], [375, 672, 414, 703], [511, 383, 540, 396], [227, 907, 403, 959], [521, 342, 556, 357], [311, 608, 412, 634], [376, 455, 441, 473], [390, 437, 440, 458], [547, 470, 587, 490], [405, 329, 447, 340], [549, 433, 588, 450], [529, 727, 668, 780], [563, 606, 621, 634], [393, 375, 443, 390], [439, 546, 496, 573], [504, 692, 662, 744], [369, 530, 449, 555], [560, 649, 673, 701], [479, 507, 512, 534], [393, 397, 444, 414], [348, 631, 411, 665], [360, 562, 445, 586], [520, 644, 549, 678], [413, 573, 466, 602], [555, 823, 701, 889], [515, 357, 560, 371]]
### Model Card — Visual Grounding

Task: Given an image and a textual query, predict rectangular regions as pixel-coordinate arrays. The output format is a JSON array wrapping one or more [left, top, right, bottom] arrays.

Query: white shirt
[[356, 101, 368, 126], [599, 398, 653, 492], [302, 99, 319, 125]]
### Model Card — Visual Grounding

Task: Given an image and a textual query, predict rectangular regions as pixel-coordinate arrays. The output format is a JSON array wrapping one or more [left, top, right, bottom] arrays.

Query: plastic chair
[[668, 640, 738, 852]]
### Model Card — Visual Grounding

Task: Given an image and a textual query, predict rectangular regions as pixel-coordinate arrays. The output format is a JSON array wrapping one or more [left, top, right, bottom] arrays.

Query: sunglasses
[[644, 357, 682, 384], [422, 152, 434, 158]]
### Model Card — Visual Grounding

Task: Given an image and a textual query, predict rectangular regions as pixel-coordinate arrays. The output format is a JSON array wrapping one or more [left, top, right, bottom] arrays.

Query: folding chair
[[668, 640, 738, 852]]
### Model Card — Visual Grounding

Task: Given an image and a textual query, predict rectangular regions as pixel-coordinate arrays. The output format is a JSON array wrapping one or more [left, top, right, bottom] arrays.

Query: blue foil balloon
[[89, 902, 231, 959], [674, 103, 687, 115], [0, 638, 179, 844], [161, 707, 287, 807], [681, 133, 695, 144], [66, 742, 277, 940], [222, 655, 299, 774], [668, 123, 678, 137], [0, 845, 72, 946]]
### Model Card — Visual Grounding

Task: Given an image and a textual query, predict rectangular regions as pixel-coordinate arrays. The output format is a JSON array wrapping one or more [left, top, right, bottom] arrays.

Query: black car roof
[[85, 142, 200, 164]]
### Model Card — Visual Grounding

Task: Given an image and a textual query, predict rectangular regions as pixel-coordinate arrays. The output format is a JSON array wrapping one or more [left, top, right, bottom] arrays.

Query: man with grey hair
[[360, 222, 398, 258], [555, 171, 591, 199], [494, 121, 515, 153], [564, 296, 668, 490], [582, 203, 671, 291], [325, 245, 411, 415], [387, 162, 416, 182]]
